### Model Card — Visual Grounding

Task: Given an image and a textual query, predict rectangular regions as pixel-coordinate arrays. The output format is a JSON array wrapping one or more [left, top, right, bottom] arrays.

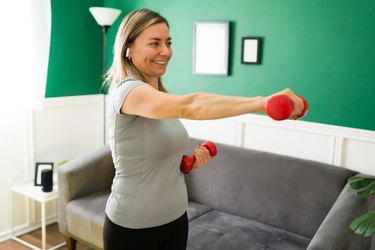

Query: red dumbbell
[[265, 95, 308, 121], [180, 141, 217, 174]]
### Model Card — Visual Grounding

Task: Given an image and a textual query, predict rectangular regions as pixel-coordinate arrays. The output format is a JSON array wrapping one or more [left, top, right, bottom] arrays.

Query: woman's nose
[[160, 44, 172, 57]]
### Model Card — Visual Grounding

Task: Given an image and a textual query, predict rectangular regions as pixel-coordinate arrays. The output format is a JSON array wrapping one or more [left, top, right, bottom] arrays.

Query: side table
[[10, 181, 66, 250]]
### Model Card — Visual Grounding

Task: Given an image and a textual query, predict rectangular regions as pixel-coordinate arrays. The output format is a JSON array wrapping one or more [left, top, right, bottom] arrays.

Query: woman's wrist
[[253, 96, 267, 113]]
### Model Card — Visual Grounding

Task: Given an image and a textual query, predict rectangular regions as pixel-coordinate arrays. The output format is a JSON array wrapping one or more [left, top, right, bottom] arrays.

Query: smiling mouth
[[153, 60, 167, 65]]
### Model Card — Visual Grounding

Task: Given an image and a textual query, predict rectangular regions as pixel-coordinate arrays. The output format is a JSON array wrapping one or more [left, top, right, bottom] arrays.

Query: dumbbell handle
[[265, 95, 308, 121], [180, 141, 217, 174]]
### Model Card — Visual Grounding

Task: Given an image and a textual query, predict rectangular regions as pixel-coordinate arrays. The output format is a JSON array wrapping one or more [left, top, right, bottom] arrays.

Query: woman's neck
[[147, 77, 159, 90]]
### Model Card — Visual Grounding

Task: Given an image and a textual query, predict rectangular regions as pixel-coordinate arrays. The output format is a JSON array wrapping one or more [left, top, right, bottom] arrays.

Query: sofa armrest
[[58, 145, 114, 234], [307, 181, 370, 250]]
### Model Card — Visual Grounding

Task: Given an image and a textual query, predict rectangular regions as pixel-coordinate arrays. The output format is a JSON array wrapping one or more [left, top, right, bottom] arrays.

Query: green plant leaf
[[356, 185, 375, 198], [348, 176, 375, 198], [348, 176, 374, 190], [350, 212, 375, 237], [57, 160, 69, 166]]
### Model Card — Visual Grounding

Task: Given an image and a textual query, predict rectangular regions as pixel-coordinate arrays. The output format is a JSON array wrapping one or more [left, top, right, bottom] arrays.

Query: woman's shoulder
[[111, 77, 146, 101], [113, 77, 146, 94], [119, 76, 145, 87]]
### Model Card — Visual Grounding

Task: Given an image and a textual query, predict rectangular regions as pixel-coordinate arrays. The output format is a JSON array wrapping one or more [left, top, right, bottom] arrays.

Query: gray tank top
[[105, 78, 190, 229]]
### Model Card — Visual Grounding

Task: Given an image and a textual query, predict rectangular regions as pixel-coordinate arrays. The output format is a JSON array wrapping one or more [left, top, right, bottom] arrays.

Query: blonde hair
[[104, 9, 169, 92]]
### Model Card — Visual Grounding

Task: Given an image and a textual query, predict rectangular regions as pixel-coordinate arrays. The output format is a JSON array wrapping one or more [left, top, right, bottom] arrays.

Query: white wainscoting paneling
[[341, 138, 375, 174], [242, 123, 335, 164], [33, 94, 105, 164], [179, 118, 238, 145], [181, 114, 375, 176]]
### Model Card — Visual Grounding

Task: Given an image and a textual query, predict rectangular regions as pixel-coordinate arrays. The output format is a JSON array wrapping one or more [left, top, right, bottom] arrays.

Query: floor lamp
[[89, 7, 121, 144]]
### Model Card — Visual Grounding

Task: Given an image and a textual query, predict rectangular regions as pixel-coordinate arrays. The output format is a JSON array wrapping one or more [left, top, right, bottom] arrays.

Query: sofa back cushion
[[184, 138, 357, 238]]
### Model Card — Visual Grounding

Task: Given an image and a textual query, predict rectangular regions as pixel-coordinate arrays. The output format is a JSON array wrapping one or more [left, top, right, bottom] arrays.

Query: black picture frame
[[241, 37, 262, 64], [34, 162, 54, 186]]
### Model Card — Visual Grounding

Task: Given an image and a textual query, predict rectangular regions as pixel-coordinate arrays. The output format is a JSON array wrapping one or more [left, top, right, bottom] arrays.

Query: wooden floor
[[0, 223, 94, 250]]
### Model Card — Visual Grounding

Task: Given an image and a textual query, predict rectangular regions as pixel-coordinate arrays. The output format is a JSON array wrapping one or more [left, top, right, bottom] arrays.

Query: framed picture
[[34, 162, 54, 186], [193, 21, 230, 76], [241, 37, 262, 64]]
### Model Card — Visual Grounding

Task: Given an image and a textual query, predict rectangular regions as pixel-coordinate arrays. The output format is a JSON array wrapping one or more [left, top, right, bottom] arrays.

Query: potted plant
[[348, 175, 375, 237]]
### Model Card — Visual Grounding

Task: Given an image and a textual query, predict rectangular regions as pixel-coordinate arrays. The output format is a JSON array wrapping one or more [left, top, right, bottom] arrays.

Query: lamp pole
[[101, 25, 110, 73], [89, 7, 121, 145]]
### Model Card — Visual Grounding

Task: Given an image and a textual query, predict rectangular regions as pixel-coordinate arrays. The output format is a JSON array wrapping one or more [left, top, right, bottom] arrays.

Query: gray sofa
[[58, 138, 372, 250]]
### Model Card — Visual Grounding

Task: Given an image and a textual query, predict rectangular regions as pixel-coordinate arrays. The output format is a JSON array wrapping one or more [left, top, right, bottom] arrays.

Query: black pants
[[103, 212, 188, 250]]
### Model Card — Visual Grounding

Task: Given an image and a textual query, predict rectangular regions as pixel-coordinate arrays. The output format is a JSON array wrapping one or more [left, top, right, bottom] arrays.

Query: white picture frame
[[193, 21, 230, 76]]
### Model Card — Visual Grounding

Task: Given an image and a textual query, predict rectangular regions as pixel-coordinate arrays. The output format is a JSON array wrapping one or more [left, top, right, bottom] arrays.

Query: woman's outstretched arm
[[121, 84, 303, 120]]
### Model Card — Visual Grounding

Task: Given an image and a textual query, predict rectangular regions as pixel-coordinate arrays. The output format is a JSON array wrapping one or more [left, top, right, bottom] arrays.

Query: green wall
[[47, 0, 375, 131], [46, 0, 104, 97]]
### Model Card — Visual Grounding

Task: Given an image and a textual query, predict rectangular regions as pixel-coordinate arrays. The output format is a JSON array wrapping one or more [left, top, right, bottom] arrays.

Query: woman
[[103, 8, 303, 250]]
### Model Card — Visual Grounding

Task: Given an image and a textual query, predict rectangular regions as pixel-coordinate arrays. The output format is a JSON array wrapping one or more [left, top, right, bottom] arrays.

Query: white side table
[[10, 181, 66, 250]]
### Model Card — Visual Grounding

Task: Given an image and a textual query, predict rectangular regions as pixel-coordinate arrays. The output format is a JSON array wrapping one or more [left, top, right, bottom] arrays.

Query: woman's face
[[129, 23, 172, 85]]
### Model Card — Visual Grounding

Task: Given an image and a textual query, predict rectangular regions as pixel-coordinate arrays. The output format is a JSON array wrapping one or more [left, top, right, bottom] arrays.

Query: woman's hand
[[192, 145, 211, 169], [267, 88, 305, 120]]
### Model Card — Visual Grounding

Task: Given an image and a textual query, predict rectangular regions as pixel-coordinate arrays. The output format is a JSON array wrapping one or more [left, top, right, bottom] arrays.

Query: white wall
[[1, 94, 375, 242], [0, 109, 30, 241]]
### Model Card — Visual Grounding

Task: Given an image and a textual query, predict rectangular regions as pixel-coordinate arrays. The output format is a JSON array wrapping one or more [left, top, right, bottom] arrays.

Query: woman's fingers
[[193, 145, 211, 169], [277, 88, 304, 119]]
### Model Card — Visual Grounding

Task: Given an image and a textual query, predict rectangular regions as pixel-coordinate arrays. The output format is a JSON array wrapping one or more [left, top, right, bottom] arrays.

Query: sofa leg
[[64, 236, 77, 250]]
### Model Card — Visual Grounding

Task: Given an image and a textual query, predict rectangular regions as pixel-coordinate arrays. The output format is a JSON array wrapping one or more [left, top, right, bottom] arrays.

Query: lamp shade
[[89, 7, 121, 26]]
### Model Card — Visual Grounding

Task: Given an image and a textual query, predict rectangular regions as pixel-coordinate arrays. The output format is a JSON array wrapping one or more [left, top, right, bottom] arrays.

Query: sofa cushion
[[66, 190, 110, 248], [187, 210, 311, 250], [188, 201, 212, 221]]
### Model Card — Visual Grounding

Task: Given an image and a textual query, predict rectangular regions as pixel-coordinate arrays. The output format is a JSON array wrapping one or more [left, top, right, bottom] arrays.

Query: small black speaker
[[41, 169, 53, 192]]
